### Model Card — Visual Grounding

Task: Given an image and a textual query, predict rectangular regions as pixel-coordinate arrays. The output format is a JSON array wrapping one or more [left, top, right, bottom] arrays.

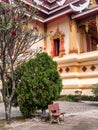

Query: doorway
[[53, 38, 60, 56]]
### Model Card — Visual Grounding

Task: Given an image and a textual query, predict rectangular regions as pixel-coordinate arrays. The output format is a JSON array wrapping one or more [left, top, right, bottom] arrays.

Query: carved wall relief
[[50, 28, 65, 57]]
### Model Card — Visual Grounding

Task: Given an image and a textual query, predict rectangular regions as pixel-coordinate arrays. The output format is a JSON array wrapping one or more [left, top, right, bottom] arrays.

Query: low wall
[[54, 51, 98, 95]]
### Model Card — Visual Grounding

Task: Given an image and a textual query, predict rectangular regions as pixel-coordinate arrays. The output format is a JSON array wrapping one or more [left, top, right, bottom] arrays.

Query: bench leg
[[57, 117, 60, 124], [49, 116, 53, 124], [60, 114, 65, 122], [49, 116, 60, 124]]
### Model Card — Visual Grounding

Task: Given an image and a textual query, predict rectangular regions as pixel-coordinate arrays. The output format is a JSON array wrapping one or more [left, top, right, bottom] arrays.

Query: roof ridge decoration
[[33, 0, 43, 5], [70, 0, 90, 12], [57, 0, 66, 6], [9, 0, 15, 5], [34, 0, 66, 6]]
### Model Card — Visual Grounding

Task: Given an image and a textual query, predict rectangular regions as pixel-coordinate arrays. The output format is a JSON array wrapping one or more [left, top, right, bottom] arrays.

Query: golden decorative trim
[[96, 15, 98, 33], [69, 20, 78, 53], [85, 21, 89, 33], [50, 27, 65, 57], [69, 49, 78, 54], [88, 0, 97, 8]]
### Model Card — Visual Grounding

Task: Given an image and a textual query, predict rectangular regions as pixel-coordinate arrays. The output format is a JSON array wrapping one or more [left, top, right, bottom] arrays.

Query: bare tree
[[0, 0, 45, 123]]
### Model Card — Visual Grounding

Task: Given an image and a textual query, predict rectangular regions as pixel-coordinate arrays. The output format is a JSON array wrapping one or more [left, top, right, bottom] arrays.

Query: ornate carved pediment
[[52, 28, 65, 40], [50, 27, 65, 57], [34, 0, 66, 6]]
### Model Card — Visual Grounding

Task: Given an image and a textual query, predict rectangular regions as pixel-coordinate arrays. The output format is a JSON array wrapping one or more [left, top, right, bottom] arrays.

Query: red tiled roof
[[65, 0, 74, 4], [16, 0, 98, 23]]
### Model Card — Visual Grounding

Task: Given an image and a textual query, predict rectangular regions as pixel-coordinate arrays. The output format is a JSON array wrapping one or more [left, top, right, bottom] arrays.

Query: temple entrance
[[53, 38, 60, 56]]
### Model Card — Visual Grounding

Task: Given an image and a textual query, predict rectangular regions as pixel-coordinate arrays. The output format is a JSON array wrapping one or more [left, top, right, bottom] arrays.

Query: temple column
[[69, 20, 78, 53], [59, 34, 65, 57], [50, 38, 55, 58], [79, 29, 84, 53], [96, 15, 98, 33], [86, 34, 91, 52]]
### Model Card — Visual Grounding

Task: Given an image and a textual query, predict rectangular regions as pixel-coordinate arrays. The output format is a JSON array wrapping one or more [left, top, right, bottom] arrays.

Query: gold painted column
[[79, 28, 84, 53], [69, 20, 78, 53], [59, 34, 65, 57], [86, 34, 91, 52]]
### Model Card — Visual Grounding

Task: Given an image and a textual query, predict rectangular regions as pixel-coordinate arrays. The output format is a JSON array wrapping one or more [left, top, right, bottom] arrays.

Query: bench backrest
[[48, 103, 60, 113]]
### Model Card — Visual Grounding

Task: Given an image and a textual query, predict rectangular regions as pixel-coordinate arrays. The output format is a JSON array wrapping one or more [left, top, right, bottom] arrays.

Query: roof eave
[[71, 6, 98, 20]]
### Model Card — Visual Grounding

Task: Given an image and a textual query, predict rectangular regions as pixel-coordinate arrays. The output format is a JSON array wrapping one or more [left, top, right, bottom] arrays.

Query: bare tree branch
[[0, 0, 46, 123]]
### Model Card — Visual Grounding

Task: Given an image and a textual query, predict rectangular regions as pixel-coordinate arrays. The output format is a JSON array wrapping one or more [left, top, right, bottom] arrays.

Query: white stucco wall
[[47, 16, 70, 55]]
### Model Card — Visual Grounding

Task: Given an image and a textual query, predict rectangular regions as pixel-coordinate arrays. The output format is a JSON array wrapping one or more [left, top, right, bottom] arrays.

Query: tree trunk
[[4, 101, 11, 123]]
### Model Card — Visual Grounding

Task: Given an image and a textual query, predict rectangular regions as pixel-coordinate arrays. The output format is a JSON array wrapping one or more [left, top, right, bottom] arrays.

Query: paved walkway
[[57, 101, 98, 115], [0, 101, 98, 130]]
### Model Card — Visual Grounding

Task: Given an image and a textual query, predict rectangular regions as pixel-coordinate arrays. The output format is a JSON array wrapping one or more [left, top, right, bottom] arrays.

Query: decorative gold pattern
[[85, 21, 89, 33], [69, 49, 78, 53], [50, 27, 65, 57], [89, 0, 97, 8], [96, 15, 98, 33], [69, 20, 78, 53]]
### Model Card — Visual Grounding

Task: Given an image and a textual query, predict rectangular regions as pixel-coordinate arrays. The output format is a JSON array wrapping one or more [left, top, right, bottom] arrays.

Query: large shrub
[[15, 52, 62, 117]]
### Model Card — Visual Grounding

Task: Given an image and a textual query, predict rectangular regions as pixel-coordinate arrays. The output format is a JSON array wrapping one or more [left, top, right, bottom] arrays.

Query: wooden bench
[[48, 103, 65, 124]]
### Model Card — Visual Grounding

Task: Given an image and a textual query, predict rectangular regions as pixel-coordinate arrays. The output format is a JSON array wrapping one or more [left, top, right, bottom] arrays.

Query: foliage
[[15, 52, 62, 117], [15, 60, 38, 117], [58, 94, 97, 102], [81, 95, 95, 101], [92, 83, 98, 98], [58, 95, 77, 102], [0, 1, 45, 122]]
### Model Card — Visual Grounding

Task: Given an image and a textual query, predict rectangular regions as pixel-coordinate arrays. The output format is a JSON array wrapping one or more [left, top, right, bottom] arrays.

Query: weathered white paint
[[70, 0, 90, 12], [57, 0, 67, 6]]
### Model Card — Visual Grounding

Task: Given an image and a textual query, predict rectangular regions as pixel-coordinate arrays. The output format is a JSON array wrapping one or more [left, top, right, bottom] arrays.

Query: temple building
[[30, 0, 98, 95], [1, 0, 98, 96]]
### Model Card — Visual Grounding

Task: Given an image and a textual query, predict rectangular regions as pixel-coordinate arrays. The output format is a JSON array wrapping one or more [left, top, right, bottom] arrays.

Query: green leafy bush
[[58, 95, 76, 102], [81, 95, 95, 101], [14, 52, 62, 117], [58, 94, 96, 102], [92, 83, 98, 99]]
